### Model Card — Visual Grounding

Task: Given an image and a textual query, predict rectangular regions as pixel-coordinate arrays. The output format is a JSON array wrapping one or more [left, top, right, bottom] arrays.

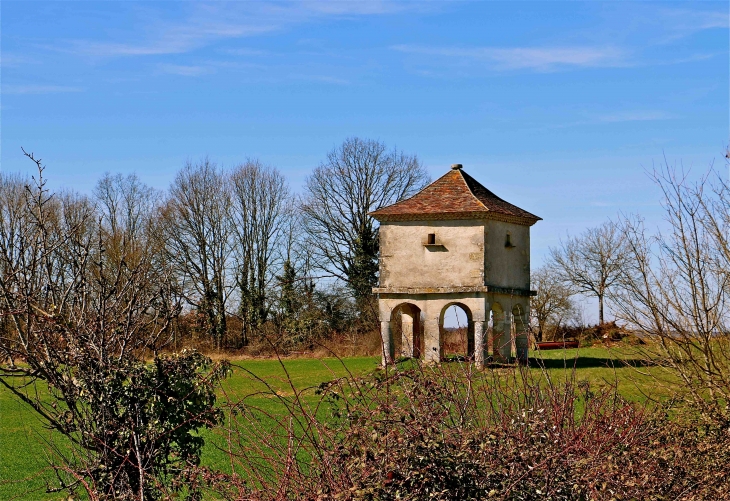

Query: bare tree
[[301, 137, 429, 317], [94, 172, 159, 245], [230, 160, 291, 346], [0, 151, 224, 500], [530, 266, 576, 342], [613, 163, 730, 426], [549, 221, 629, 325], [160, 159, 232, 348]]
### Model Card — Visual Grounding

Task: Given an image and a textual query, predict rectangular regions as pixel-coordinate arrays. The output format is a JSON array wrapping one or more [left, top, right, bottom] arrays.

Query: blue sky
[[1, 0, 728, 275]]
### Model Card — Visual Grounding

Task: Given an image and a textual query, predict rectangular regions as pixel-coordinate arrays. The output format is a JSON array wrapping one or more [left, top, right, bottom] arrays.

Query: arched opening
[[439, 303, 474, 361], [391, 303, 423, 359]]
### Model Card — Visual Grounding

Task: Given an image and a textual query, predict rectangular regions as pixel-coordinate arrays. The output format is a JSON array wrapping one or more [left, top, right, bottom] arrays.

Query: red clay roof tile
[[370, 166, 541, 225]]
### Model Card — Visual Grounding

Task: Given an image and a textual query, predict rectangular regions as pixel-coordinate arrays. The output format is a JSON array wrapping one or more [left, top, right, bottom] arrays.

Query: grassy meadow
[[0, 346, 670, 500]]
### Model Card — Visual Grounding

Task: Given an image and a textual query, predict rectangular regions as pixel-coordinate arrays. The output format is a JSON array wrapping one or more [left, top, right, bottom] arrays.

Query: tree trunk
[[598, 294, 604, 325]]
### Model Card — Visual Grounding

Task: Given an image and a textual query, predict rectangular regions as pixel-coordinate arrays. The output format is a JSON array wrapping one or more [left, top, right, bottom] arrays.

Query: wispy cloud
[[292, 74, 350, 85], [223, 48, 270, 57], [3, 84, 84, 95], [654, 7, 729, 43], [158, 63, 210, 77], [59, 1, 415, 60], [73, 24, 275, 58], [392, 45, 626, 71], [596, 110, 676, 123], [0, 53, 38, 67]]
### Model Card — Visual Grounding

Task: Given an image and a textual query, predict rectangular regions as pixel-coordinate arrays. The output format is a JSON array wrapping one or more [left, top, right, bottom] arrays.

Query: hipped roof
[[369, 166, 541, 226]]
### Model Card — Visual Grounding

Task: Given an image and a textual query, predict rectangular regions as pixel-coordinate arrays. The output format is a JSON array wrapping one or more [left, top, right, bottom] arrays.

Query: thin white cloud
[[3, 84, 84, 95], [74, 24, 276, 58], [301, 0, 412, 16], [392, 45, 626, 71], [597, 111, 676, 123], [224, 48, 270, 57], [0, 53, 38, 67], [655, 7, 729, 43], [292, 74, 350, 85], [158, 64, 210, 77], [59, 1, 417, 59]]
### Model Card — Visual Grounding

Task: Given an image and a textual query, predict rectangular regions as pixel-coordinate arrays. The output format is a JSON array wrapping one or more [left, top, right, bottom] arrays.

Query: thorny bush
[[198, 359, 730, 501]]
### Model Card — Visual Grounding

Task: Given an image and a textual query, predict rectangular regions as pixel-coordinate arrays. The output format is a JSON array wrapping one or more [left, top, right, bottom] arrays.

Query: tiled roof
[[370, 165, 541, 226]]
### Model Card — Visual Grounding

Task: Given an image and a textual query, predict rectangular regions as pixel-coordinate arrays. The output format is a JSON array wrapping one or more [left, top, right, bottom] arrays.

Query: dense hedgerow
[[199, 360, 730, 500]]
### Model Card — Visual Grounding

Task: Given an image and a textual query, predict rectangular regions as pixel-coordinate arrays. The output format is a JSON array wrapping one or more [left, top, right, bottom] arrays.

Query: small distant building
[[370, 164, 541, 367]]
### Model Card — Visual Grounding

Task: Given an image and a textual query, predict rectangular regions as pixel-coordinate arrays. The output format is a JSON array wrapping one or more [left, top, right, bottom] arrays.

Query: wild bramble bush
[[201, 360, 730, 500]]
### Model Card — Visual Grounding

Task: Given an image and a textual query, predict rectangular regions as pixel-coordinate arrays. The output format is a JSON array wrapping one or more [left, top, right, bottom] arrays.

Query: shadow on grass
[[528, 356, 658, 369], [397, 354, 662, 369]]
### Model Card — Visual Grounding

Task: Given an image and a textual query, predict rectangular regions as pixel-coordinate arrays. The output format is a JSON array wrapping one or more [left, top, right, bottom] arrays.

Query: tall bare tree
[[94, 172, 159, 243], [613, 164, 730, 426], [530, 266, 576, 342], [549, 221, 629, 324], [230, 160, 291, 345], [0, 152, 224, 501], [161, 159, 232, 348], [301, 137, 429, 318]]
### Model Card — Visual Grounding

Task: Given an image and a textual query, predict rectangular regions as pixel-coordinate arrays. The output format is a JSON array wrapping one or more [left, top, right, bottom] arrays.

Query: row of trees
[[0, 140, 427, 498], [1, 138, 429, 352]]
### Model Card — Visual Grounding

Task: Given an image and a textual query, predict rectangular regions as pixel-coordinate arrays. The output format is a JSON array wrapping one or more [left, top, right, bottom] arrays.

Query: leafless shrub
[[0, 151, 227, 500], [614, 162, 730, 427], [199, 358, 685, 500]]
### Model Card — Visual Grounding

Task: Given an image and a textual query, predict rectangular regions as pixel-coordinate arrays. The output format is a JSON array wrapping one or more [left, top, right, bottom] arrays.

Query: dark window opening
[[427, 233, 436, 245], [505, 233, 515, 248]]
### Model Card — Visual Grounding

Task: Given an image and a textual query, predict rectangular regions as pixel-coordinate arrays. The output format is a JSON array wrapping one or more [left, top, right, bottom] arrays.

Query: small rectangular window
[[427, 233, 436, 245]]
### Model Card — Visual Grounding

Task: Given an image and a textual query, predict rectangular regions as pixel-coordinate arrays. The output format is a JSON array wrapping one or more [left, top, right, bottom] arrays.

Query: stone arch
[[438, 302, 474, 359], [390, 302, 423, 359]]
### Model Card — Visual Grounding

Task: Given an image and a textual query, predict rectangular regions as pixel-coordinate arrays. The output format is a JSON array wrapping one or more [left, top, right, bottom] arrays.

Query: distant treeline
[[0, 137, 430, 351]]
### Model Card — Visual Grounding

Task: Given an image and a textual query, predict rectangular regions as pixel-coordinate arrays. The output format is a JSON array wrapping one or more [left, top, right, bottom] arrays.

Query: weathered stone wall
[[378, 218, 530, 291], [378, 220, 485, 288], [484, 219, 530, 290]]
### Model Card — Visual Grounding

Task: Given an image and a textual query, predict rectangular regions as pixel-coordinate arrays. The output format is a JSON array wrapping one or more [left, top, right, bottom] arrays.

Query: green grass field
[[0, 346, 669, 500]]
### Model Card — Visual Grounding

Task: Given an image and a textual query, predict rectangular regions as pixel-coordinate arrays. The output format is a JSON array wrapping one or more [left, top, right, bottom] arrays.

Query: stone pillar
[[474, 320, 486, 369], [515, 332, 529, 365], [380, 320, 394, 366], [424, 318, 441, 364], [493, 310, 512, 363], [513, 305, 529, 365], [467, 321, 475, 357], [401, 312, 414, 358]]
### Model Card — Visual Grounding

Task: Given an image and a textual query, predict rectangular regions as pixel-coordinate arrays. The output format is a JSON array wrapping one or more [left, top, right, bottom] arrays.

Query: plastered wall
[[378, 220, 485, 288], [484, 220, 530, 290], [378, 218, 530, 290]]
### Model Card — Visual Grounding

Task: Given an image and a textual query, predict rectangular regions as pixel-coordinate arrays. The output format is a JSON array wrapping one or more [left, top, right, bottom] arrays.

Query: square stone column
[[424, 318, 441, 364], [493, 311, 512, 363], [380, 320, 394, 366], [515, 332, 529, 364], [474, 320, 486, 369], [401, 313, 414, 358], [513, 305, 530, 364]]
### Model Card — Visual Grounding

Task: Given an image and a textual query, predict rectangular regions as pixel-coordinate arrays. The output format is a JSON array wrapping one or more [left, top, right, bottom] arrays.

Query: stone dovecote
[[370, 164, 541, 367]]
